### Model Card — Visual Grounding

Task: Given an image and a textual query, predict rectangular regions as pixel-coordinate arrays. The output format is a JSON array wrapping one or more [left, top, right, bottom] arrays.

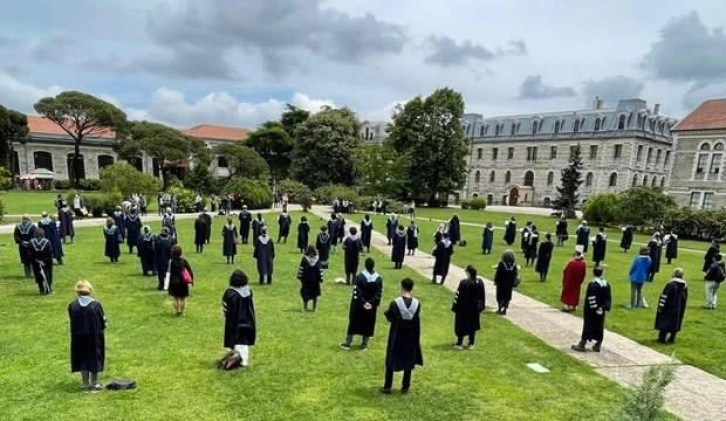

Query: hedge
[[224, 179, 273, 209]]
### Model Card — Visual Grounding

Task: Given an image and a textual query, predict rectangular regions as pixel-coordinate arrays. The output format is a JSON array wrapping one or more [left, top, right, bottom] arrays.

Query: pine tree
[[552, 143, 583, 218]]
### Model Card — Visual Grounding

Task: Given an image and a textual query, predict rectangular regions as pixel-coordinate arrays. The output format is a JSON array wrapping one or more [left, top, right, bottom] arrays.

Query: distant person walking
[[571, 267, 611, 353], [655, 268, 688, 344], [452, 265, 486, 349], [629, 247, 652, 309]]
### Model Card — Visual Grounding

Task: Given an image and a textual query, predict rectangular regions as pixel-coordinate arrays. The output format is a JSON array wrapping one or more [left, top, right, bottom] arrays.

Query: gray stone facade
[[669, 130, 726, 209], [360, 121, 388, 144]]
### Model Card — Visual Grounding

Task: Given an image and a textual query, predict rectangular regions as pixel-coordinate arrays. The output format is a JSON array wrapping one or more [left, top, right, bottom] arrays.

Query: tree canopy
[[99, 163, 161, 198], [388, 88, 469, 205], [0, 106, 29, 172], [245, 122, 295, 181], [214, 143, 269, 180], [34, 91, 127, 187], [291, 107, 361, 189], [355, 141, 409, 198], [280, 104, 310, 138], [552, 144, 584, 218], [618, 187, 676, 227]]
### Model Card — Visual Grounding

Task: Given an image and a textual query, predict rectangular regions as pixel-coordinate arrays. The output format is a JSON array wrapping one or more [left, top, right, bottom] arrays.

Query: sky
[[1, 0, 726, 129]]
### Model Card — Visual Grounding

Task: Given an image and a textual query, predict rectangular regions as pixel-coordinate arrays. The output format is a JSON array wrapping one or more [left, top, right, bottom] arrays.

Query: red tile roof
[[673, 99, 726, 132], [27, 115, 116, 138], [183, 124, 248, 142]]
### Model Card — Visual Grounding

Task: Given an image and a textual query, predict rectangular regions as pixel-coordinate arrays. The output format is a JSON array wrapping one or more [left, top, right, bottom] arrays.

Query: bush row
[[53, 179, 102, 191], [664, 207, 726, 241], [460, 197, 486, 211]]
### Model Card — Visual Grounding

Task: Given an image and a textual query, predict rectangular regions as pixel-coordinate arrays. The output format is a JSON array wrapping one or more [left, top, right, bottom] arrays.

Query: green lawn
[[0, 191, 159, 218], [372, 208, 726, 380], [0, 211, 641, 420]]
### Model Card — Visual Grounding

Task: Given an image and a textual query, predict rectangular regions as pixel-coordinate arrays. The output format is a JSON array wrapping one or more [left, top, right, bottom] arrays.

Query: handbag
[[181, 267, 193, 285], [163, 260, 171, 291]]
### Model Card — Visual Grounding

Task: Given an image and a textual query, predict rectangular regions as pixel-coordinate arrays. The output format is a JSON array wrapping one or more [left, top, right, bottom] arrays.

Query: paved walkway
[[312, 209, 726, 420]]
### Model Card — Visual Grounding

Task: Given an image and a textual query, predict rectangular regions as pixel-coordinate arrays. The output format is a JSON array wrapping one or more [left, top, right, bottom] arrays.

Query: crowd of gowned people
[[11, 203, 725, 394]]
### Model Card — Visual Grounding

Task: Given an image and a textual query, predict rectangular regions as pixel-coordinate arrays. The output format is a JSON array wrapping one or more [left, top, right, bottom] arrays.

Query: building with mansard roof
[[359, 121, 388, 144], [460, 98, 678, 207]]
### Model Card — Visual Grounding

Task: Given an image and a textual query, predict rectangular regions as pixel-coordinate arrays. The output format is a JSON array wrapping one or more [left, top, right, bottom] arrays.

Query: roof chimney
[[594, 96, 603, 110], [654, 104, 661, 115]]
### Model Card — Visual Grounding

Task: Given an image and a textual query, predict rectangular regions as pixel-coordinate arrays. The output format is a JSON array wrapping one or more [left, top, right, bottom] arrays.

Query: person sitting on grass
[[571, 266, 611, 353], [655, 268, 688, 344], [297, 245, 324, 312], [381, 277, 423, 395], [69, 280, 107, 392], [341, 258, 383, 351], [222, 270, 256, 368]]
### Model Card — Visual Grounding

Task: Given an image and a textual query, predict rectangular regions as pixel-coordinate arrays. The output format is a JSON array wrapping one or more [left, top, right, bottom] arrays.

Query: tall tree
[[280, 104, 310, 138], [291, 107, 361, 189], [388, 88, 469, 205], [245, 122, 294, 181], [0, 106, 29, 173], [214, 143, 269, 180], [34, 91, 127, 188], [552, 144, 584, 218], [355, 141, 409, 198]]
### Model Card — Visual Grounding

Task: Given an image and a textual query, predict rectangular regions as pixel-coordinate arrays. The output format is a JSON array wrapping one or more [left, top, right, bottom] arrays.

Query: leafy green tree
[[0, 106, 29, 172], [245, 123, 295, 181], [99, 163, 161, 198], [214, 143, 269, 180], [34, 91, 127, 188], [184, 163, 214, 195], [355, 141, 409, 198], [618, 187, 676, 227], [224, 178, 273, 209], [552, 144, 584, 218], [582, 193, 622, 225], [388, 88, 469, 205], [291, 107, 361, 189], [0, 165, 13, 190], [280, 104, 310, 138]]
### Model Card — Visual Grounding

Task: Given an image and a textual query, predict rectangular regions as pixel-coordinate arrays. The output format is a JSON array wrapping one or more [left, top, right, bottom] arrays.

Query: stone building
[[359, 121, 388, 144], [669, 99, 726, 209], [10, 116, 248, 181], [461, 98, 678, 207]]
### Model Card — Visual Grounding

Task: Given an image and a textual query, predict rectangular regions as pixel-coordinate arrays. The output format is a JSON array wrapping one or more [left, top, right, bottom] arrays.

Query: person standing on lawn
[[200, 209, 212, 245], [238, 206, 251, 245], [703, 239, 720, 273], [647, 233, 663, 282], [432, 233, 454, 285], [629, 247, 652, 308], [481, 222, 494, 255], [704, 254, 726, 310], [221, 216, 239, 265], [167, 245, 194, 316], [575, 220, 590, 254], [328, 213, 340, 253], [524, 225, 539, 267], [315, 225, 331, 270], [111, 206, 125, 244], [560, 246, 587, 312], [535, 233, 554, 282], [59, 202, 75, 244], [124, 208, 143, 254], [655, 268, 688, 343], [391, 225, 406, 270], [620, 225, 634, 252], [494, 249, 518, 315], [571, 266, 611, 353], [343, 227, 364, 284], [591, 227, 607, 267], [341, 258, 383, 351], [30, 228, 54, 295], [194, 214, 207, 253], [251, 213, 266, 247], [154, 228, 176, 291], [103, 218, 121, 264], [448, 214, 461, 246], [452, 265, 486, 349], [381, 277, 423, 395], [555, 216, 568, 247], [297, 245, 324, 312], [277, 209, 292, 244], [253, 228, 275, 285], [386, 214, 398, 246], [14, 215, 37, 278], [504, 217, 517, 246], [664, 230, 679, 265], [406, 221, 419, 256], [296, 216, 310, 254], [222, 270, 256, 368], [360, 214, 373, 253], [38, 212, 63, 265], [69, 280, 107, 391], [137, 226, 156, 276]]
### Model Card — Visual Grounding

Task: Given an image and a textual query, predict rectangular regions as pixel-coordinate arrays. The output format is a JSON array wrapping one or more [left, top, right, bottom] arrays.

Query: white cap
[[575, 245, 585, 254]]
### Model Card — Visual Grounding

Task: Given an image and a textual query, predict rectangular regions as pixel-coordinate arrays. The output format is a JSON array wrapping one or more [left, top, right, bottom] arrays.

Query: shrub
[[386, 200, 405, 214], [460, 200, 471, 210], [0, 199, 5, 221], [54, 179, 72, 190], [582, 193, 622, 225], [664, 207, 726, 240], [168, 186, 204, 213], [355, 195, 375, 212], [100, 163, 162, 198], [184, 164, 214, 195], [314, 184, 358, 205], [298, 191, 314, 212], [224, 179, 273, 209], [79, 178, 102, 191], [618, 365, 675, 421], [469, 197, 486, 211], [279, 179, 313, 203], [84, 192, 123, 217], [0, 166, 13, 190], [618, 187, 676, 227]]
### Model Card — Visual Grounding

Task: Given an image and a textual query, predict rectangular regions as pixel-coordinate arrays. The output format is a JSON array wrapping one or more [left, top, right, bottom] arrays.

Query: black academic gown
[[449, 217, 461, 244], [278, 214, 292, 238], [103, 226, 121, 260], [201, 212, 212, 243], [239, 212, 251, 243], [556, 220, 568, 241], [620, 227, 634, 251], [452, 278, 486, 337], [433, 240, 454, 277], [251, 219, 265, 246], [343, 235, 363, 274], [112, 212, 125, 241], [316, 232, 331, 266], [14, 221, 36, 264], [391, 232, 406, 263], [535, 240, 554, 275], [504, 221, 516, 245], [137, 233, 156, 274], [655, 279, 688, 334], [581, 280, 612, 342], [194, 218, 207, 246], [347, 271, 383, 337], [384, 297, 423, 372], [68, 298, 106, 373], [520, 227, 531, 253], [592, 233, 607, 263], [648, 240, 662, 276], [222, 287, 256, 348], [665, 235, 679, 261], [59, 208, 75, 240], [297, 256, 324, 301], [154, 234, 174, 278], [361, 220, 373, 249], [494, 262, 517, 304], [482, 227, 494, 253], [525, 232, 539, 260], [222, 225, 238, 257], [30, 237, 53, 291], [124, 215, 142, 249], [327, 219, 340, 246], [385, 217, 398, 243], [703, 246, 720, 272], [38, 219, 62, 262], [576, 226, 590, 253], [297, 222, 310, 251], [253, 236, 275, 276], [406, 226, 419, 251]]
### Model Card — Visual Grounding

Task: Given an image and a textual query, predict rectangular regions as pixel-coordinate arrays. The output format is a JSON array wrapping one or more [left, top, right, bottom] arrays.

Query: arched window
[[97, 155, 114, 170], [547, 171, 554, 186], [608, 172, 618, 187], [660, 177, 666, 188], [714, 143, 724, 151], [67, 153, 86, 180], [636, 145, 643, 162], [524, 171, 534, 187], [489, 170, 495, 182], [505, 171, 511, 183], [585, 172, 593, 187], [594, 118, 601, 131], [33, 151, 53, 171], [128, 156, 144, 172], [474, 170, 481, 184], [632, 174, 638, 187], [651, 177, 657, 187], [554, 121, 561, 134], [642, 175, 649, 186], [574, 119, 580, 132], [618, 114, 626, 130], [543, 197, 551, 207]]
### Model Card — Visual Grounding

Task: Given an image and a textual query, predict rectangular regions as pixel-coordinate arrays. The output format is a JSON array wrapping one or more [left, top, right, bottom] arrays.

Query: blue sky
[[1, 0, 726, 128]]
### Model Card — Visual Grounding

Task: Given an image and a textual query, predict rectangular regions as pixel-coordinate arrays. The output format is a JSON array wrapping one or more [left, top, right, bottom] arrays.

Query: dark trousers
[[345, 272, 355, 285], [394, 261, 403, 269], [157, 271, 166, 290], [196, 244, 203, 253], [384, 368, 411, 391], [259, 274, 272, 285], [658, 330, 677, 343], [456, 332, 476, 346], [128, 245, 136, 254]]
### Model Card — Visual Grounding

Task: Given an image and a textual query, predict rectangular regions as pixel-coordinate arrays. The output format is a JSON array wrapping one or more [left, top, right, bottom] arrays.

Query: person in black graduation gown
[[361, 215, 373, 253], [555, 216, 568, 247], [452, 266, 486, 349], [575, 221, 590, 254], [14, 215, 37, 278], [592, 227, 607, 267], [648, 233, 663, 282], [154, 228, 175, 290], [432, 234, 454, 285], [297, 216, 310, 253], [493, 249, 518, 315], [68, 280, 107, 391], [391, 225, 406, 269], [103, 217, 122, 263], [277, 210, 292, 243], [620, 225, 634, 252], [167, 245, 194, 316], [535, 233, 554, 282], [520, 222, 532, 255], [251, 213, 265, 247], [124, 208, 142, 254], [572, 267, 612, 353], [38, 212, 63, 265], [448, 215, 461, 245], [316, 226, 331, 269], [194, 214, 207, 253], [297, 245, 324, 312], [111, 206, 125, 244], [504, 217, 516, 246], [239, 206, 251, 244], [200, 209, 212, 244], [222, 270, 256, 368], [664, 231, 679, 264], [406, 221, 419, 256], [337, 213, 347, 246], [655, 268, 688, 344], [59, 204, 75, 243], [137, 225, 156, 276], [343, 227, 364, 284], [703, 239, 720, 272], [341, 258, 383, 350], [30, 228, 54, 295], [385, 214, 398, 246], [381, 278, 422, 394], [253, 228, 275, 285], [524, 226, 539, 267], [221, 216, 239, 264], [481, 223, 494, 255]]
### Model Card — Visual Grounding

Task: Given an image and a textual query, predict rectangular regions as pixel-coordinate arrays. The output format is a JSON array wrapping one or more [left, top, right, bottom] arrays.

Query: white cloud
[[0, 72, 63, 112]]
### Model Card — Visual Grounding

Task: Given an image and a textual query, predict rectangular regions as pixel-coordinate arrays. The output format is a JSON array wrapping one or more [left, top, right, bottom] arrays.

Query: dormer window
[[574, 119, 580, 132], [594, 118, 601, 132], [618, 115, 626, 130], [554, 121, 561, 134]]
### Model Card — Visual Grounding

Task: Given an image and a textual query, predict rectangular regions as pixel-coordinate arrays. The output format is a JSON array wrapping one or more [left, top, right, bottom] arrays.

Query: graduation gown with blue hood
[[103, 225, 121, 259], [384, 296, 423, 372], [68, 296, 107, 373], [124, 213, 143, 249], [347, 270, 383, 337], [253, 235, 275, 276]]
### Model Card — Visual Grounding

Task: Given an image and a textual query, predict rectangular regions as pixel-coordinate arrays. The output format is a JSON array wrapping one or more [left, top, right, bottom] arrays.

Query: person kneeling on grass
[[571, 267, 611, 353], [381, 277, 423, 394], [341, 258, 383, 351], [69, 280, 107, 392], [221, 270, 256, 368]]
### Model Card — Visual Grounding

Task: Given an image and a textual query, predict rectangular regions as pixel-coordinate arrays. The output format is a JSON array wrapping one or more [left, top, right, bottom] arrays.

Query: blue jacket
[[629, 255, 651, 284]]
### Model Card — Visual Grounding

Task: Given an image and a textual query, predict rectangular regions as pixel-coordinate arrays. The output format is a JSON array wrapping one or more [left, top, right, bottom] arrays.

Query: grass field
[[0, 191, 159, 218], [369, 207, 726, 380], [0, 211, 650, 421]]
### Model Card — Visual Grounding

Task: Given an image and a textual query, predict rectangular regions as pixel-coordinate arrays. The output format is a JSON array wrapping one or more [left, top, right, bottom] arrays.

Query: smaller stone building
[[359, 121, 388, 144]]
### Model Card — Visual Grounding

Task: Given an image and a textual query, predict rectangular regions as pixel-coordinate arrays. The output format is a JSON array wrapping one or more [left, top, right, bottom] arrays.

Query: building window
[[636, 145, 643, 162], [489, 171, 495, 182], [585, 172, 593, 187], [660, 177, 666, 188], [710, 153, 722, 175], [550, 146, 557, 159], [547, 171, 554, 186], [128, 156, 143, 172], [570, 145, 578, 158], [524, 171, 534, 187], [532, 120, 539, 134], [477, 148, 483, 160], [655, 149, 662, 166], [507, 147, 514, 160], [690, 192, 702, 208], [492, 147, 499, 160], [715, 143, 724, 151], [67, 153, 86, 180], [594, 118, 601, 131], [554, 121, 561, 134], [696, 153, 709, 175], [480, 125, 485, 137], [618, 115, 626, 130], [643, 175, 649, 186], [152, 158, 160, 177], [651, 177, 657, 187], [505, 171, 511, 183], [526, 146, 538, 162], [703, 192, 715, 210], [664, 151, 671, 167], [589, 145, 598, 159], [614, 144, 623, 159], [495, 125, 500, 136], [574, 119, 580, 132], [33, 151, 54, 171], [475, 170, 481, 184], [632, 174, 638, 187], [97, 155, 114, 170], [218, 156, 229, 168], [646, 148, 653, 164], [609, 173, 618, 187]]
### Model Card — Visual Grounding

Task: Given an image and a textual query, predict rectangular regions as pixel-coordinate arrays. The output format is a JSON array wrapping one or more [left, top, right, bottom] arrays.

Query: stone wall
[[669, 131, 726, 208]]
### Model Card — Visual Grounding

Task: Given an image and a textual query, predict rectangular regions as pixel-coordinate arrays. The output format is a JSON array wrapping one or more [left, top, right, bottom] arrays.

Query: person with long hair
[[167, 245, 194, 316], [432, 234, 454, 285], [69, 280, 107, 391], [452, 265, 486, 349], [222, 270, 256, 368], [494, 249, 518, 315], [297, 245, 324, 312], [221, 216, 239, 265], [103, 217, 121, 263]]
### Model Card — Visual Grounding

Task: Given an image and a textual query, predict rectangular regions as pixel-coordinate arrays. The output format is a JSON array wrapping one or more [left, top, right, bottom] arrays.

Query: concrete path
[[312, 208, 726, 421], [449, 204, 583, 218]]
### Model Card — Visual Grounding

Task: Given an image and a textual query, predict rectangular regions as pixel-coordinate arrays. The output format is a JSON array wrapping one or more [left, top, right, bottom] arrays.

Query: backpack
[[106, 379, 137, 390]]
